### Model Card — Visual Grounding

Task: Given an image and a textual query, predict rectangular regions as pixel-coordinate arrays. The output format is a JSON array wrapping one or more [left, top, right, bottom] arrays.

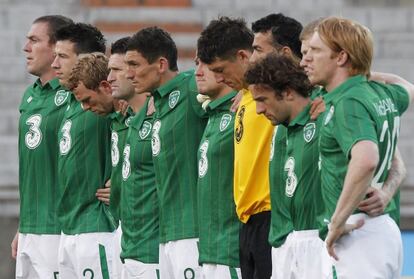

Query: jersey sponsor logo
[[198, 140, 209, 178], [54, 90, 69, 106], [284, 157, 298, 197], [151, 120, 161, 156], [111, 131, 120, 167], [139, 121, 152, 139], [303, 122, 316, 143], [168, 90, 180, 109], [219, 114, 232, 132], [122, 144, 131, 181], [324, 105, 334, 126], [59, 120, 72, 155], [235, 106, 245, 143], [269, 127, 277, 161], [25, 114, 42, 149]]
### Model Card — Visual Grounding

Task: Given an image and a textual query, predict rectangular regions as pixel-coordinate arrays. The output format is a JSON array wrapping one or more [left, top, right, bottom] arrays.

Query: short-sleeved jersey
[[151, 70, 207, 243], [197, 91, 241, 267], [268, 105, 324, 248], [109, 110, 133, 223], [234, 89, 273, 223], [18, 78, 70, 234], [57, 93, 115, 234], [319, 75, 410, 237], [120, 98, 159, 263]]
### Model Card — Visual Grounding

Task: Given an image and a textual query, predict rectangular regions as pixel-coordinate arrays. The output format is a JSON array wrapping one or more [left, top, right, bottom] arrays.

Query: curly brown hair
[[245, 53, 312, 98], [67, 52, 109, 91]]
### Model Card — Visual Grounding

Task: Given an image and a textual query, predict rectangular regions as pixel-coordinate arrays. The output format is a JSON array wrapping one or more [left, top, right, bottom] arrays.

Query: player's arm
[[96, 179, 111, 205], [358, 148, 406, 216], [11, 230, 18, 259], [370, 72, 414, 104], [326, 140, 378, 260]]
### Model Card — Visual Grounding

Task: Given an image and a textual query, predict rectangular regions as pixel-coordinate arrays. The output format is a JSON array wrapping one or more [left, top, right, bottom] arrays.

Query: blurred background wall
[[0, 0, 413, 277]]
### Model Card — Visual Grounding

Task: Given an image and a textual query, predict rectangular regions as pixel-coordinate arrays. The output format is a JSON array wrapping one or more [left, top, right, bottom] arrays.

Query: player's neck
[[289, 97, 311, 123], [38, 69, 57, 86], [129, 93, 148, 113]]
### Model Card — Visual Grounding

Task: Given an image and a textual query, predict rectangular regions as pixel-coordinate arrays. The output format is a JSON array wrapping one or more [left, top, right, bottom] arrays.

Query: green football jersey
[[197, 91, 240, 267], [57, 93, 115, 234], [120, 98, 159, 263], [109, 110, 133, 223], [151, 70, 207, 243], [18, 78, 70, 234], [319, 75, 409, 236], [268, 105, 324, 248]]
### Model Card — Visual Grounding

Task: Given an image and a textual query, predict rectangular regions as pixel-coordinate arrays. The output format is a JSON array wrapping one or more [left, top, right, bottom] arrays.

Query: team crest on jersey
[[151, 120, 161, 156], [324, 105, 334, 126], [219, 114, 232, 132], [198, 140, 209, 178], [303, 123, 316, 143], [139, 121, 152, 139], [235, 106, 245, 143], [125, 116, 133, 127], [54, 90, 69, 106], [168, 90, 180, 109]]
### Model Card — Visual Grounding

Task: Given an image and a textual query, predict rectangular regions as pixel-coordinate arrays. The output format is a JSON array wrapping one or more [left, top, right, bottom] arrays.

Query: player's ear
[[99, 80, 112, 95]]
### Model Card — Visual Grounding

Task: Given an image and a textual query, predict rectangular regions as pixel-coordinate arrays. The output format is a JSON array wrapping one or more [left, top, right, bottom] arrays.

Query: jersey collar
[[288, 103, 312, 127], [206, 90, 237, 112], [33, 77, 61, 90], [323, 75, 367, 105], [154, 71, 192, 97]]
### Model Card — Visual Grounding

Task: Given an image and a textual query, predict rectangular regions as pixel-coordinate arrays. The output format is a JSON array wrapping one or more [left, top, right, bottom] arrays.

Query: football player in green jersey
[[197, 17, 274, 279], [109, 37, 160, 278], [52, 23, 118, 279], [246, 53, 325, 279], [125, 27, 206, 279], [304, 17, 414, 278], [13, 15, 73, 279], [195, 57, 241, 278], [300, 18, 407, 227]]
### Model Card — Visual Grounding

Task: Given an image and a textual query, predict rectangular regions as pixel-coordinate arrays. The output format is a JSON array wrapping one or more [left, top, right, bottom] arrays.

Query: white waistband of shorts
[[291, 229, 319, 238], [347, 213, 389, 224]]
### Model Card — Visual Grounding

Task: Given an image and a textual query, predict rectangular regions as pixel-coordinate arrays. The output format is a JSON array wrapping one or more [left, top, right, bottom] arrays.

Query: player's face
[[124, 50, 160, 94], [250, 84, 289, 126], [73, 81, 114, 115], [300, 38, 311, 75], [303, 32, 337, 87], [52, 40, 78, 88], [207, 57, 246, 91], [108, 53, 136, 101], [23, 22, 55, 77], [250, 31, 276, 63], [195, 58, 225, 98]]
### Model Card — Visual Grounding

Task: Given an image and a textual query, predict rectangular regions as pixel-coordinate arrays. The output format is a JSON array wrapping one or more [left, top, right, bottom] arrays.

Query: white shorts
[[201, 263, 241, 279], [324, 213, 403, 279], [58, 232, 116, 279], [113, 225, 123, 279], [121, 259, 160, 279], [271, 230, 325, 279], [159, 238, 201, 279], [15, 233, 60, 279]]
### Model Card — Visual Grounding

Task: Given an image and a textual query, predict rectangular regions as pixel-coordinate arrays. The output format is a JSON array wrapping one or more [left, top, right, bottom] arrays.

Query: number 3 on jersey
[[284, 157, 298, 197], [59, 120, 72, 155], [25, 114, 43, 149]]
